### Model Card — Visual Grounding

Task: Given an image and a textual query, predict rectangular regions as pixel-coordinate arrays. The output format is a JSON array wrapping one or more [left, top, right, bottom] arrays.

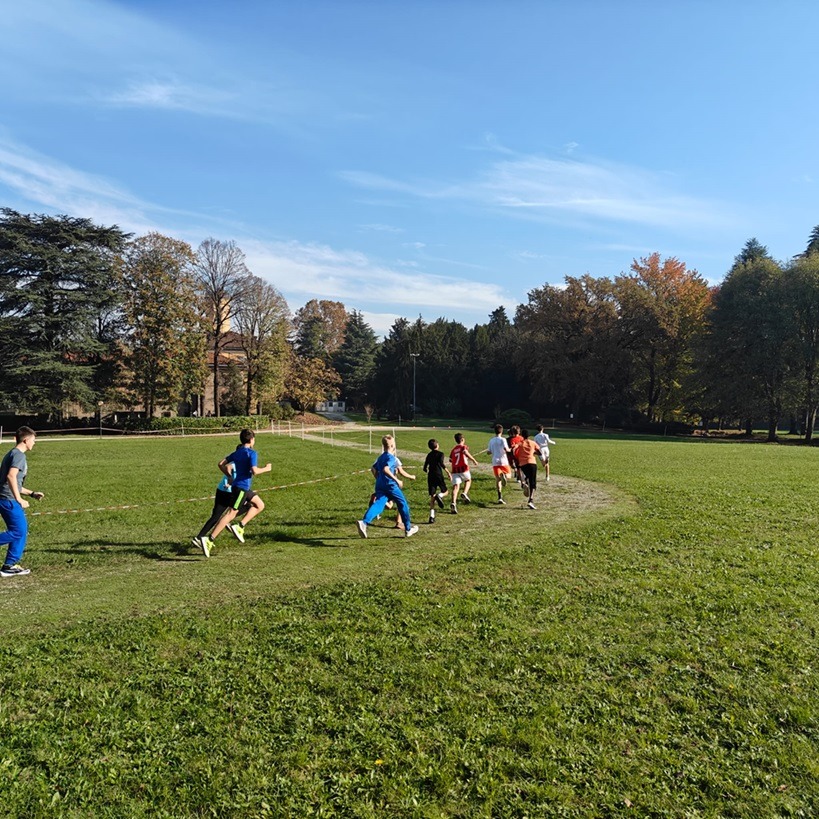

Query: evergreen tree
[[332, 310, 378, 408], [0, 208, 127, 416], [783, 254, 819, 441], [802, 226, 819, 258], [707, 251, 790, 440], [733, 237, 770, 267]]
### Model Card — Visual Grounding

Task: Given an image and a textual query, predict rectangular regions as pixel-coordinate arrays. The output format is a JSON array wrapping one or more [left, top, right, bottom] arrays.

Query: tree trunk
[[212, 332, 222, 417], [245, 367, 253, 416], [804, 406, 816, 443], [767, 404, 778, 442]]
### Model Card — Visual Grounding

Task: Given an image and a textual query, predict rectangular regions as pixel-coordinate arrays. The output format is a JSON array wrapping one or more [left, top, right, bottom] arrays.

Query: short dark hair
[[520, 428, 529, 439], [16, 426, 35, 444], [494, 424, 503, 434], [428, 438, 438, 450], [536, 424, 544, 432], [454, 433, 464, 444], [239, 428, 255, 445]]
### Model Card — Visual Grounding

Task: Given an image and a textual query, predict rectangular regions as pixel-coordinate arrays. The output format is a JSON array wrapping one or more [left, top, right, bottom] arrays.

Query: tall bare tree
[[233, 275, 291, 414], [194, 239, 249, 416]]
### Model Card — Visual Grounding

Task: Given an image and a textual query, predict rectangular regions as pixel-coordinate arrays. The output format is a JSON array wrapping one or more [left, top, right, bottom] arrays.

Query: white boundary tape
[[30, 469, 372, 518]]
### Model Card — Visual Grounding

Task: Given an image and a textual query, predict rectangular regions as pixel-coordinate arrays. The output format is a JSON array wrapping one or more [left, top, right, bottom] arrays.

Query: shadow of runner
[[38, 539, 199, 561]]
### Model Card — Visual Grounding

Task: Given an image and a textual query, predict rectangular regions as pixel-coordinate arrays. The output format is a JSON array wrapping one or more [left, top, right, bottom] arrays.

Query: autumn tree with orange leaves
[[615, 254, 712, 422]]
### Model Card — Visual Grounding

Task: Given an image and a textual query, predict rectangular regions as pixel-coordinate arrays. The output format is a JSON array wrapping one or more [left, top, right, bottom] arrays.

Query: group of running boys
[[0, 423, 557, 573], [356, 424, 556, 539]]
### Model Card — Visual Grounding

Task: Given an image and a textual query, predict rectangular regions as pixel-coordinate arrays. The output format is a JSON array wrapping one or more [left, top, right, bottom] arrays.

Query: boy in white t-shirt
[[486, 423, 512, 504], [533, 425, 556, 482]]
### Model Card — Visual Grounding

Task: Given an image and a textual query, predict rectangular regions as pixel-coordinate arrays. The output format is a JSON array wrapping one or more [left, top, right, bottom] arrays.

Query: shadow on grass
[[38, 539, 201, 562], [267, 530, 351, 548]]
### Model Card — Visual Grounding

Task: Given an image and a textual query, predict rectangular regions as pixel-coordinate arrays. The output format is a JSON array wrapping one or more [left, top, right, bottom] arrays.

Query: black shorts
[[230, 486, 257, 511], [428, 475, 446, 496]]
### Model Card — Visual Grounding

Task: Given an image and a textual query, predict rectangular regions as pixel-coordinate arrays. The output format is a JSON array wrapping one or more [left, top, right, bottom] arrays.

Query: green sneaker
[[227, 523, 245, 544]]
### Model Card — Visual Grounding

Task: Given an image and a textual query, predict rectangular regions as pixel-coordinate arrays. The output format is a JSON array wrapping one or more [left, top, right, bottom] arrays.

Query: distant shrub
[[497, 408, 536, 428], [122, 410, 294, 435]]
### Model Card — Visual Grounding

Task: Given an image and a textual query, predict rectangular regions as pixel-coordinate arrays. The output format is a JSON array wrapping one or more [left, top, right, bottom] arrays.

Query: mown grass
[[1, 430, 818, 816]]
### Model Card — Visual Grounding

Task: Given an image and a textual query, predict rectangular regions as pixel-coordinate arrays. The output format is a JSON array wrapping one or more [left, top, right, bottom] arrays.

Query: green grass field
[[1, 428, 818, 817]]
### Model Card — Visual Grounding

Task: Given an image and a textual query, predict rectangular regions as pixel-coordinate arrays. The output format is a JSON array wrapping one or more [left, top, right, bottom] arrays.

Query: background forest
[[2, 207, 819, 441]]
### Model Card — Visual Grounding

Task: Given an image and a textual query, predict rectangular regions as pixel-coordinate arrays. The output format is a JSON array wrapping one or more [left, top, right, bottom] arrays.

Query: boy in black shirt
[[422, 439, 451, 524]]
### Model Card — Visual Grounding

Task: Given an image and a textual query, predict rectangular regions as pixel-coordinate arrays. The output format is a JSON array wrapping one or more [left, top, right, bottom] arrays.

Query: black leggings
[[520, 463, 538, 493]]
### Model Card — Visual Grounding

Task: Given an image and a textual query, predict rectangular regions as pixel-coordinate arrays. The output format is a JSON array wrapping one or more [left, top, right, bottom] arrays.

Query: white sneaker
[[405, 525, 419, 538], [497, 497, 506, 505], [0, 563, 30, 577], [527, 501, 536, 510], [356, 520, 368, 539]]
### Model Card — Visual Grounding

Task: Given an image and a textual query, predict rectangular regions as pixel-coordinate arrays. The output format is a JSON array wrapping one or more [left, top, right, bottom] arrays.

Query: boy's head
[[428, 438, 439, 451], [381, 434, 395, 452], [494, 424, 503, 435], [510, 425, 520, 436], [454, 433, 464, 444], [16, 426, 35, 448], [520, 428, 529, 439], [239, 428, 255, 446], [536, 424, 544, 432]]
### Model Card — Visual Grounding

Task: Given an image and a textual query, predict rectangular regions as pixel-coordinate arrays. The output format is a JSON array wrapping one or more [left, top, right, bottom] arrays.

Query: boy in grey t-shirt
[[0, 427, 45, 577]]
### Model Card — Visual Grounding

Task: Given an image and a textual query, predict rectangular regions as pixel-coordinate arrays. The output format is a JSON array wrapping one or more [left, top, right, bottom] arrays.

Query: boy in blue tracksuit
[[0, 426, 45, 577], [356, 435, 418, 539]]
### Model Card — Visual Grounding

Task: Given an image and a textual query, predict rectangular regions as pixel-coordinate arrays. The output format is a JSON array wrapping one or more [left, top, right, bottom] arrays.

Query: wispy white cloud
[[358, 223, 404, 233], [0, 134, 241, 237], [102, 78, 238, 116], [0, 135, 159, 233], [242, 239, 514, 317], [0, 135, 513, 326], [513, 250, 548, 261], [359, 310, 404, 337], [341, 150, 735, 231]]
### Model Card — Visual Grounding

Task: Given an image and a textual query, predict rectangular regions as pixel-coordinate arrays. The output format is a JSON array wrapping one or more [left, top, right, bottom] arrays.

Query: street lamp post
[[410, 353, 419, 422], [98, 400, 104, 439]]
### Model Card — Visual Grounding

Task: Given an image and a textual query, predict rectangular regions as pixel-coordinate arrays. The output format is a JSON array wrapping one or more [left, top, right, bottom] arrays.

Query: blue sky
[[2, 1, 818, 334]]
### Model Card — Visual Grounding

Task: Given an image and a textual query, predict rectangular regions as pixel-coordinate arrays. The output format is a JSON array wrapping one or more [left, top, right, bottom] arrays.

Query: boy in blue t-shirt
[[191, 461, 251, 558], [208, 429, 271, 551], [356, 435, 418, 539]]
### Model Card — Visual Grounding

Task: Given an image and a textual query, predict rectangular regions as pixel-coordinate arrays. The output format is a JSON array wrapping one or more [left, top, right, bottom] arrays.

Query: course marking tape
[[30, 469, 372, 518]]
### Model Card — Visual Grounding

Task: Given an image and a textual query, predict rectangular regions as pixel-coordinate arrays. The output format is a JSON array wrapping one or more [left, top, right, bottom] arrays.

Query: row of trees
[[0, 209, 338, 419], [2, 206, 819, 440], [324, 234, 819, 442]]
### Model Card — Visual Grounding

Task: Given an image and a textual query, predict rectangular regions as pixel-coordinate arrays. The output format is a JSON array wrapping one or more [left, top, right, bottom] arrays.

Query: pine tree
[[332, 310, 378, 408], [0, 208, 127, 416]]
